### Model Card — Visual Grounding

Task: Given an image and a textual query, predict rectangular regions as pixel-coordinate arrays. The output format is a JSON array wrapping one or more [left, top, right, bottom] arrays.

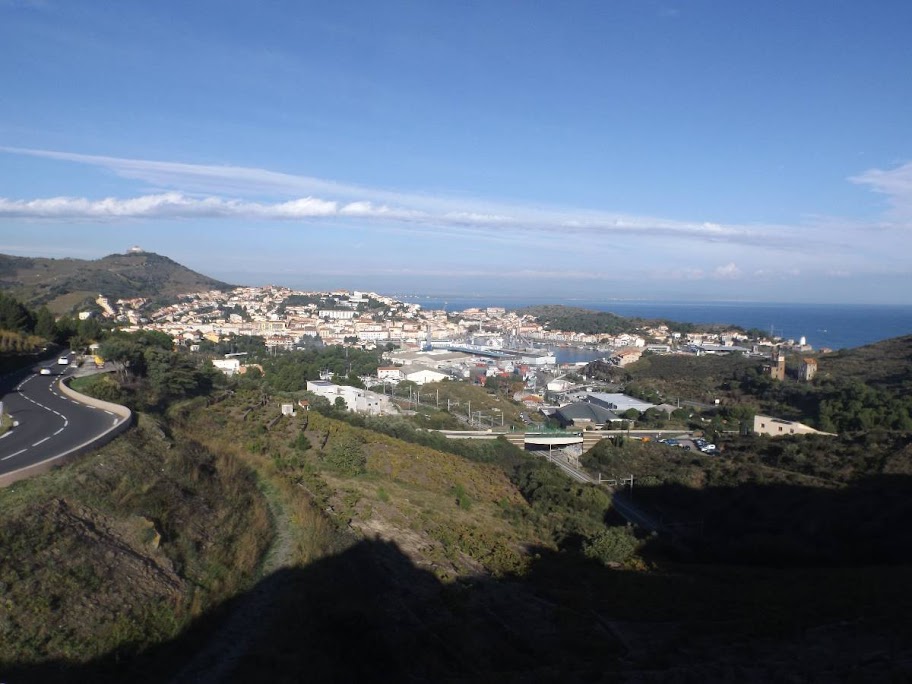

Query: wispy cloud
[[850, 160, 912, 216], [1, 146, 905, 265], [0, 190, 795, 249], [0, 146, 797, 247]]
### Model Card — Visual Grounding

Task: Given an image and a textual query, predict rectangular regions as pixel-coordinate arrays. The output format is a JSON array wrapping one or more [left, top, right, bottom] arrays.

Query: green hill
[[0, 250, 233, 313], [816, 334, 912, 394]]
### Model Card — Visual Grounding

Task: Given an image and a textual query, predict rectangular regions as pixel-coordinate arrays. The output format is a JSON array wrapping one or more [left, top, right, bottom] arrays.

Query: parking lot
[[658, 436, 719, 455]]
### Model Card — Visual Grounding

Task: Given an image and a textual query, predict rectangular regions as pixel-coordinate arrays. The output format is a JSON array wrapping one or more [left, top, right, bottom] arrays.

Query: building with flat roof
[[306, 380, 395, 416], [554, 401, 622, 428], [586, 392, 656, 414], [753, 414, 835, 437]]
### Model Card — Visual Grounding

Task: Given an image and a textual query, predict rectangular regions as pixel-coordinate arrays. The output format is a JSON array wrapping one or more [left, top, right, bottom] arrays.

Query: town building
[[403, 368, 449, 385], [764, 348, 786, 381], [212, 358, 242, 376], [305, 380, 395, 416], [586, 393, 656, 414], [553, 402, 622, 429], [753, 415, 835, 437], [799, 357, 818, 382], [377, 366, 404, 381]]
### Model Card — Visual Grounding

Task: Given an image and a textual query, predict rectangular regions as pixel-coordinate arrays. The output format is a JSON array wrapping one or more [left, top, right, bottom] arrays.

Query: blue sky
[[2, 1, 912, 303]]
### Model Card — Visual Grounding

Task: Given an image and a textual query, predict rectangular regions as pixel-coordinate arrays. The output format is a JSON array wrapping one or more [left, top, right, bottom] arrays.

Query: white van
[[57, 356, 69, 365]]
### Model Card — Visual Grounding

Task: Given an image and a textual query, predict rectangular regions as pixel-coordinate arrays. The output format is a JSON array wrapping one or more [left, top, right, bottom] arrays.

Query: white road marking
[[104, 410, 113, 415], [1, 449, 27, 461], [32, 437, 49, 446], [0, 431, 11, 440], [53, 427, 65, 436]]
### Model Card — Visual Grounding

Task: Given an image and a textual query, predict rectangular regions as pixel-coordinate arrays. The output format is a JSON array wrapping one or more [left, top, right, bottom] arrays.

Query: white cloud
[[713, 262, 741, 279], [0, 193, 337, 219], [850, 161, 912, 215], [3, 146, 912, 279], [0, 146, 794, 247], [0, 188, 789, 249]]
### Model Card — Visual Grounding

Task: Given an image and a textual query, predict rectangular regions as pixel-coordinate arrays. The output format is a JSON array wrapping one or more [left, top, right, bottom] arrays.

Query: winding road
[[0, 356, 127, 482]]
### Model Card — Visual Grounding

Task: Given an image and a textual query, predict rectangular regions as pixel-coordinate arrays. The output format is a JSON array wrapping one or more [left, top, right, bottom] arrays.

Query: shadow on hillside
[[5, 480, 912, 682], [627, 474, 912, 566]]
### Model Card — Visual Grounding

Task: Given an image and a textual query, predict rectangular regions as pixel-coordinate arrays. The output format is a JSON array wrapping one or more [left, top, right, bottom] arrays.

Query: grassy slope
[[816, 334, 912, 393], [180, 395, 544, 579], [0, 414, 271, 670], [2, 392, 910, 679]]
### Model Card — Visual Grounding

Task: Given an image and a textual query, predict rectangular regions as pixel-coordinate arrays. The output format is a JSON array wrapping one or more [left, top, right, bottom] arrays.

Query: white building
[[212, 358, 242, 376], [586, 392, 655, 414], [318, 309, 357, 320], [306, 380, 395, 415], [377, 367, 404, 381], [753, 415, 836, 437], [547, 378, 574, 392], [404, 368, 449, 385]]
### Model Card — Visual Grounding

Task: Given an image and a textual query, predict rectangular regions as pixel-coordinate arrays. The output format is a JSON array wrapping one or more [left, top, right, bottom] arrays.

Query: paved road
[[0, 357, 123, 478]]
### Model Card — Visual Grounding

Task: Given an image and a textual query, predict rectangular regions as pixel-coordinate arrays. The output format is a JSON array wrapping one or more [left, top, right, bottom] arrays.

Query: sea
[[397, 296, 912, 352]]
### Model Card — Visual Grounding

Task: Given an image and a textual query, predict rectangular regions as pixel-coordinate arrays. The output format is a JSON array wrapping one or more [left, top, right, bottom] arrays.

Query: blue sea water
[[398, 296, 912, 351]]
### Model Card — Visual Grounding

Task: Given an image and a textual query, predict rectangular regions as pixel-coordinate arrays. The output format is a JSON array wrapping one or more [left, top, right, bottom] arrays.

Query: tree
[[34, 307, 57, 340], [100, 337, 146, 380], [0, 293, 34, 333], [334, 396, 348, 411], [76, 316, 102, 344]]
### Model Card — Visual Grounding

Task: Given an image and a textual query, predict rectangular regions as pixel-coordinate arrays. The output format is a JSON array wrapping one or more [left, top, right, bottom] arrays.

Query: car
[[39, 367, 52, 375], [700, 444, 716, 452], [57, 356, 70, 365]]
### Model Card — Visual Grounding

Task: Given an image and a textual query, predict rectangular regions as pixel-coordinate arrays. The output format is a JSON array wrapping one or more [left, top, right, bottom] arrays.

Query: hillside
[[0, 414, 272, 675], [816, 333, 912, 394], [0, 251, 232, 313], [517, 304, 640, 336], [518, 303, 736, 336]]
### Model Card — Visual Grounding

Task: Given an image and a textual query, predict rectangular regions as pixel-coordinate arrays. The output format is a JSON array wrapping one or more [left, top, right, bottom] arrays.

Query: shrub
[[452, 483, 472, 510], [323, 435, 366, 476], [583, 525, 638, 566]]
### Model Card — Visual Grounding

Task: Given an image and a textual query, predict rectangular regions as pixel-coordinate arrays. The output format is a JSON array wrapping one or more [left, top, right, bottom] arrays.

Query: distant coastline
[[397, 297, 912, 350]]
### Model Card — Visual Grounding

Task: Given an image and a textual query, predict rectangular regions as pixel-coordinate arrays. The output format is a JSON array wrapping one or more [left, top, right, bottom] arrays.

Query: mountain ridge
[[0, 250, 233, 313]]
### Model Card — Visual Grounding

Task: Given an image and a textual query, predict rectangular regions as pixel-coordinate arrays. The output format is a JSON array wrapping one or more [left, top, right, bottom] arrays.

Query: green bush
[[452, 483, 472, 510], [583, 525, 638, 566], [323, 435, 366, 476]]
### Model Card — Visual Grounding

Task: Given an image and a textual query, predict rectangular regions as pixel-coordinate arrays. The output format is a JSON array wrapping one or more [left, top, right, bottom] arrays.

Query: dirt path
[[171, 474, 297, 683]]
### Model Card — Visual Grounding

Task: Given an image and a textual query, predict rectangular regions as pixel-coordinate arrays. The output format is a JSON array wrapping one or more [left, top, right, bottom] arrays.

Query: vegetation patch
[[0, 414, 272, 670]]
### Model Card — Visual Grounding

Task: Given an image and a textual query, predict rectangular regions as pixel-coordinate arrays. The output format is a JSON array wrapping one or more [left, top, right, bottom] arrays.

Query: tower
[[766, 348, 786, 381]]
